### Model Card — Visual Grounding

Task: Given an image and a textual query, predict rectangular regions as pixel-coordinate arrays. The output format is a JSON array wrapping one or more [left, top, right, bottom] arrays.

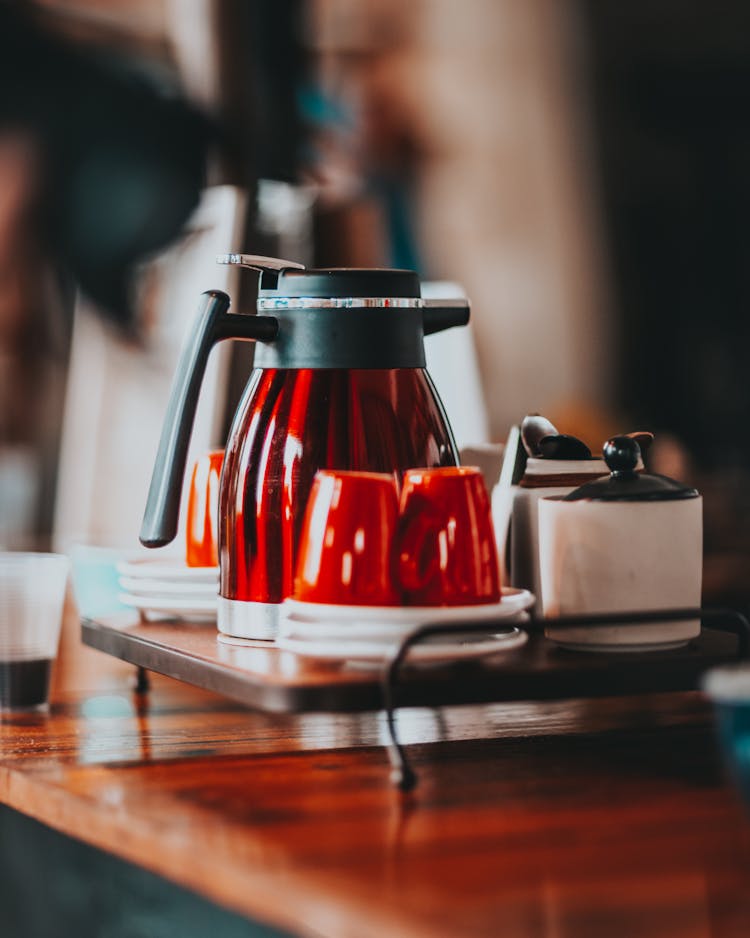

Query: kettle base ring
[[217, 597, 279, 641]]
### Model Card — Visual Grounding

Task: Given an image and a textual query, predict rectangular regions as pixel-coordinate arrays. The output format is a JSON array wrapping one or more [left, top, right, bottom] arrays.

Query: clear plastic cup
[[703, 665, 750, 808], [68, 544, 131, 619], [0, 552, 69, 711]]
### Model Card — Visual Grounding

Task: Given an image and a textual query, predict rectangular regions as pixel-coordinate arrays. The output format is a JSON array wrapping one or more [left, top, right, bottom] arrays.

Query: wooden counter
[[2, 604, 750, 937]]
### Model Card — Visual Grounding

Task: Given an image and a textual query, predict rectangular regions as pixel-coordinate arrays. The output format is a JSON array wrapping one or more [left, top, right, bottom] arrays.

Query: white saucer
[[118, 577, 218, 598], [116, 559, 218, 583], [216, 633, 274, 648], [118, 593, 217, 622], [279, 610, 531, 643], [551, 639, 689, 654], [544, 616, 699, 653], [276, 625, 528, 664], [282, 587, 534, 629]]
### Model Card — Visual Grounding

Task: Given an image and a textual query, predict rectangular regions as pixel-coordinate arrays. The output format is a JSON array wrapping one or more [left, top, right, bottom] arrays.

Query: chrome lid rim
[[257, 297, 425, 310]]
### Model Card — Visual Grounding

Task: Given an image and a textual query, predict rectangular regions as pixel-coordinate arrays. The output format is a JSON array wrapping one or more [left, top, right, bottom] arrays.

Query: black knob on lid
[[603, 436, 640, 476], [563, 435, 699, 502]]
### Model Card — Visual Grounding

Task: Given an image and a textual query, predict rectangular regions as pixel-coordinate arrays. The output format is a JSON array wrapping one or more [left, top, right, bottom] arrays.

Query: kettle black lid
[[563, 436, 699, 502], [259, 267, 421, 298]]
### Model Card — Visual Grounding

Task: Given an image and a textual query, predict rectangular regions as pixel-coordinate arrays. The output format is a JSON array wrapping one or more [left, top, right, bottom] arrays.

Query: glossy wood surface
[[2, 602, 750, 937]]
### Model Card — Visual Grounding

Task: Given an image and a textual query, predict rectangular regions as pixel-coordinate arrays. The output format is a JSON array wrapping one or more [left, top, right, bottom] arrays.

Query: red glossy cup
[[294, 470, 401, 606], [397, 467, 501, 606], [186, 450, 224, 568]]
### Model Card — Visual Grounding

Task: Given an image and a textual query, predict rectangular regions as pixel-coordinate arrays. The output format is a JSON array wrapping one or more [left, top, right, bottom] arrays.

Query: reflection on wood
[[14, 594, 750, 936], [2, 679, 750, 938]]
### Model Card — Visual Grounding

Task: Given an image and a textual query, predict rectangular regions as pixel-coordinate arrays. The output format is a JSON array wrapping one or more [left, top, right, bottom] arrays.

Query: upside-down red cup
[[397, 467, 501, 606], [293, 470, 401, 606], [186, 450, 224, 568]]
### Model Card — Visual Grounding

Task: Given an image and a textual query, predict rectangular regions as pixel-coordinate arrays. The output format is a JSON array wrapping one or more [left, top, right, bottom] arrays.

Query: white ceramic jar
[[538, 437, 703, 652], [492, 456, 613, 614]]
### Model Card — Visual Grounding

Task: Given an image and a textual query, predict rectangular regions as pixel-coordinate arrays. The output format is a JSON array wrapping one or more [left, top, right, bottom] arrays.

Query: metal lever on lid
[[216, 254, 305, 271], [216, 255, 305, 292], [140, 290, 279, 549]]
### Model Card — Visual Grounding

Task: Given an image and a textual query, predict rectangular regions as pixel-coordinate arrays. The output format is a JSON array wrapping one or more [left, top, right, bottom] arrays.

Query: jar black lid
[[259, 267, 421, 298], [563, 436, 699, 502]]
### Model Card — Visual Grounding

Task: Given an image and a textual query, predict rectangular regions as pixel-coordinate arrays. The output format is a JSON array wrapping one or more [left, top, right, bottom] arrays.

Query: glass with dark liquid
[[0, 553, 68, 712], [0, 659, 53, 710]]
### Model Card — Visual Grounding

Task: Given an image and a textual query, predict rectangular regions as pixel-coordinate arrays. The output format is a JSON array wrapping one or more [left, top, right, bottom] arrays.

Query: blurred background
[[1, 0, 750, 604]]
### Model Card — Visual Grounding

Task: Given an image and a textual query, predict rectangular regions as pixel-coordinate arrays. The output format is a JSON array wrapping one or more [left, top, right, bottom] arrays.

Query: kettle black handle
[[422, 299, 470, 336], [140, 290, 278, 548]]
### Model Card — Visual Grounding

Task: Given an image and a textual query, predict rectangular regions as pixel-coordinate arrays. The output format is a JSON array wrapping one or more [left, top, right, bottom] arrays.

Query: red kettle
[[140, 255, 470, 638]]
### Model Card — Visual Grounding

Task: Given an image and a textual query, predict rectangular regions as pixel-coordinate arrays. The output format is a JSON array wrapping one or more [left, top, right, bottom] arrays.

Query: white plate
[[282, 587, 534, 629], [118, 593, 217, 621], [550, 639, 689, 654], [279, 609, 530, 643], [276, 625, 528, 664], [216, 633, 275, 648], [118, 576, 218, 598], [116, 559, 218, 582], [544, 617, 699, 653]]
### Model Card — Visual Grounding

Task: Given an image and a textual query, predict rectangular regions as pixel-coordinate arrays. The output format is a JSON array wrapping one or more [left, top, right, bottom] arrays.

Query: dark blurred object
[[244, 0, 306, 183], [521, 414, 559, 457], [583, 0, 750, 472], [520, 415, 592, 459], [537, 434, 593, 460], [0, 4, 211, 329]]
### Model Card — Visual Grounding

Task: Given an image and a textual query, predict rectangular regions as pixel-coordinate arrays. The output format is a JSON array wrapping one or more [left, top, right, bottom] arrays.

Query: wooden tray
[[81, 612, 745, 714]]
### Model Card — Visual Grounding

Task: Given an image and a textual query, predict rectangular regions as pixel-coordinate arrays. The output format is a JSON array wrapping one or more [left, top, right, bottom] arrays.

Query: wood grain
[[2, 675, 750, 937], [1, 603, 748, 936]]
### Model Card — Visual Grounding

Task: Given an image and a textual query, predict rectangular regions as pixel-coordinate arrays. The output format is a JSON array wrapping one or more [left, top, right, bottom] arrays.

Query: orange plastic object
[[186, 450, 224, 567]]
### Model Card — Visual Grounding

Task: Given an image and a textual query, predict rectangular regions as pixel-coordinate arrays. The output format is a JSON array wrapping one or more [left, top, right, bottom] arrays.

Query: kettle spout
[[422, 299, 470, 336]]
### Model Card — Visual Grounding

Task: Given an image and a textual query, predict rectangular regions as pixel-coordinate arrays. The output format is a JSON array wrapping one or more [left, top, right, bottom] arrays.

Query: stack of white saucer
[[116, 558, 218, 622], [276, 587, 534, 664]]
